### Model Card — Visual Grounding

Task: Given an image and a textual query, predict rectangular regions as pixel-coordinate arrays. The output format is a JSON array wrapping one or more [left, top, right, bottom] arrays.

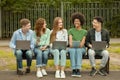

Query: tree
[[0, 0, 37, 12], [0, 0, 117, 12]]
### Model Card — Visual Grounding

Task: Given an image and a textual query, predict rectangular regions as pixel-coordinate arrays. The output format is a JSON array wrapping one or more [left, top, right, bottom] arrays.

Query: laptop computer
[[92, 41, 107, 50], [16, 40, 30, 50], [72, 41, 80, 48], [52, 41, 67, 50]]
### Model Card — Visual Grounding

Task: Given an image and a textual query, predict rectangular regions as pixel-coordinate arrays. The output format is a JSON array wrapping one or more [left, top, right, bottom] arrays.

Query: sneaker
[[76, 69, 81, 77], [41, 69, 47, 76], [18, 69, 25, 75], [36, 70, 43, 78], [98, 67, 107, 76], [89, 68, 97, 76], [71, 69, 76, 77], [26, 68, 30, 73], [61, 71, 66, 78], [55, 70, 60, 78]]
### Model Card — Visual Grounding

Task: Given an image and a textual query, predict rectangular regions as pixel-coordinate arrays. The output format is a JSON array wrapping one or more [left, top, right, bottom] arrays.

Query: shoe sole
[[98, 71, 107, 76], [37, 75, 43, 78], [71, 75, 76, 77], [75, 75, 82, 77], [72, 75, 81, 77], [89, 71, 98, 76]]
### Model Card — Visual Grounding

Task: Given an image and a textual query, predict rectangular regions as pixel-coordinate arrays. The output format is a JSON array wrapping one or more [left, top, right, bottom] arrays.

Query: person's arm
[[30, 31, 35, 50], [64, 29, 68, 41], [80, 36, 86, 48], [41, 29, 51, 50], [80, 30, 87, 48], [68, 29, 73, 48], [9, 32, 17, 49], [106, 30, 110, 48], [85, 30, 92, 48], [69, 35, 72, 48]]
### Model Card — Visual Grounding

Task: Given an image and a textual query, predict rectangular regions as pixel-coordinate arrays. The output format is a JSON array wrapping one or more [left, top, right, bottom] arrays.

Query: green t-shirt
[[68, 28, 87, 41]]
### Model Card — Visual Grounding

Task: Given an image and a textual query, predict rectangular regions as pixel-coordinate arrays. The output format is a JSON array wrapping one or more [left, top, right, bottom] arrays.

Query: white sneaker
[[55, 70, 60, 78], [36, 70, 43, 78], [61, 71, 66, 78], [41, 69, 47, 76]]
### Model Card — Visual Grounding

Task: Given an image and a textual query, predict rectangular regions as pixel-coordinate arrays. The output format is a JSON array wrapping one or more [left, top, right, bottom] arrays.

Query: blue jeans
[[68, 48, 86, 69], [34, 48, 49, 67], [15, 50, 33, 69], [51, 49, 67, 66]]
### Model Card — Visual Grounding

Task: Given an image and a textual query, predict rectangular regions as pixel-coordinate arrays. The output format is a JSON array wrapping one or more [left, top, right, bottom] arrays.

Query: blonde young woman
[[50, 17, 68, 78], [33, 18, 50, 78]]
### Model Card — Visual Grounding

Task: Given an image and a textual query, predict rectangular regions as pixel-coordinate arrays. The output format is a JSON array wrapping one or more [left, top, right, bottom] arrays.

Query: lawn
[[0, 43, 120, 71]]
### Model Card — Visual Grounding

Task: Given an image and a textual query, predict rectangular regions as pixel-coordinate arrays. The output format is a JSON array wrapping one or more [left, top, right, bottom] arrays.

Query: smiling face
[[22, 23, 31, 32], [92, 19, 101, 29], [43, 21, 47, 29], [74, 19, 81, 28]]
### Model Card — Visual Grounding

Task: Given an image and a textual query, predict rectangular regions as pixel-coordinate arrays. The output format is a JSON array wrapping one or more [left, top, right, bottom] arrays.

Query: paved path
[[0, 71, 120, 80], [0, 38, 120, 46]]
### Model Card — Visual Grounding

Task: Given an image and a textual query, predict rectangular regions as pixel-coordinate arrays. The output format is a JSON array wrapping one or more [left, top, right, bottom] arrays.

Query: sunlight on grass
[[0, 43, 120, 71], [107, 43, 120, 54]]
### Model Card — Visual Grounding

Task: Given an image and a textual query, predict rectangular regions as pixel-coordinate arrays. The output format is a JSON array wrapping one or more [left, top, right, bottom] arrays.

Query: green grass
[[108, 43, 120, 54], [0, 43, 120, 71]]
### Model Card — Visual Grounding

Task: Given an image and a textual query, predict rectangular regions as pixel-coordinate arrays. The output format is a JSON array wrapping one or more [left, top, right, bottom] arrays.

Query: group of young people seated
[[9, 12, 110, 78]]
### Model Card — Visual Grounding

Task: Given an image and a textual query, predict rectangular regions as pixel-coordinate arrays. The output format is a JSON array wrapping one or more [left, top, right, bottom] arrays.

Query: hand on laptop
[[79, 43, 84, 48]]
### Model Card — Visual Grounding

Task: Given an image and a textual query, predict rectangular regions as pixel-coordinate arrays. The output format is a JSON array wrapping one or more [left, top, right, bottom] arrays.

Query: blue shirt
[[9, 29, 35, 51]]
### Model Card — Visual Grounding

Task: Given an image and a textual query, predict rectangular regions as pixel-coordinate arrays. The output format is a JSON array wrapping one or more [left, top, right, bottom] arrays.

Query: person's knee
[[102, 50, 109, 57], [16, 50, 22, 56], [61, 50, 66, 55], [52, 49, 59, 55], [43, 52, 49, 59], [88, 49, 95, 56], [26, 50, 33, 58]]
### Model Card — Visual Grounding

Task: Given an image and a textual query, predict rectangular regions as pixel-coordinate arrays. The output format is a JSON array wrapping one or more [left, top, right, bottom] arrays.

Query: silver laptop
[[52, 41, 67, 50], [92, 41, 107, 50], [16, 40, 30, 50], [72, 41, 80, 48]]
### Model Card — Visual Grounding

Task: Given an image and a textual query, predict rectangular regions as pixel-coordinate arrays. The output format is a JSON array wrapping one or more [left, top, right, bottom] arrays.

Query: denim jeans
[[88, 49, 109, 67], [34, 48, 49, 67], [68, 48, 86, 69], [15, 50, 33, 69], [51, 49, 67, 66]]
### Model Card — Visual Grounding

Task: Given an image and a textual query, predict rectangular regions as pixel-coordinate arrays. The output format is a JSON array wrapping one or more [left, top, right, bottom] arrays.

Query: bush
[[105, 14, 120, 38]]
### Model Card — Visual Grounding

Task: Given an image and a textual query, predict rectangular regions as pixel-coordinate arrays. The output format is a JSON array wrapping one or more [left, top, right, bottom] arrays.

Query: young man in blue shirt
[[9, 18, 34, 75]]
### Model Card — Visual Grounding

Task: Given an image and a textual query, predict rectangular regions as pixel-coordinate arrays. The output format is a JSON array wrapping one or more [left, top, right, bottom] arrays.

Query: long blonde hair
[[50, 17, 64, 43]]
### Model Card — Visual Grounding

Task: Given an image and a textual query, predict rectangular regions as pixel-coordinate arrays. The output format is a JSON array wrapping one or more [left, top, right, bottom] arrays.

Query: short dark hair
[[71, 12, 85, 26], [93, 16, 103, 24], [20, 18, 30, 26]]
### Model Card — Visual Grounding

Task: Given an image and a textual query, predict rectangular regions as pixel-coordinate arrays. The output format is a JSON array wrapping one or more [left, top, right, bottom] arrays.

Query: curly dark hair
[[71, 12, 85, 26]]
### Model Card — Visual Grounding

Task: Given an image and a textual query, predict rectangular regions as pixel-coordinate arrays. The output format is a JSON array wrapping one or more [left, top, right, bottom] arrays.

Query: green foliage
[[0, 0, 37, 12], [105, 14, 120, 38], [0, 0, 118, 12]]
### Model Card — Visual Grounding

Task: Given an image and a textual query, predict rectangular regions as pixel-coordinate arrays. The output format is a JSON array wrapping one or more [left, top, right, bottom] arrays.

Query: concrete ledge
[[0, 71, 120, 80]]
